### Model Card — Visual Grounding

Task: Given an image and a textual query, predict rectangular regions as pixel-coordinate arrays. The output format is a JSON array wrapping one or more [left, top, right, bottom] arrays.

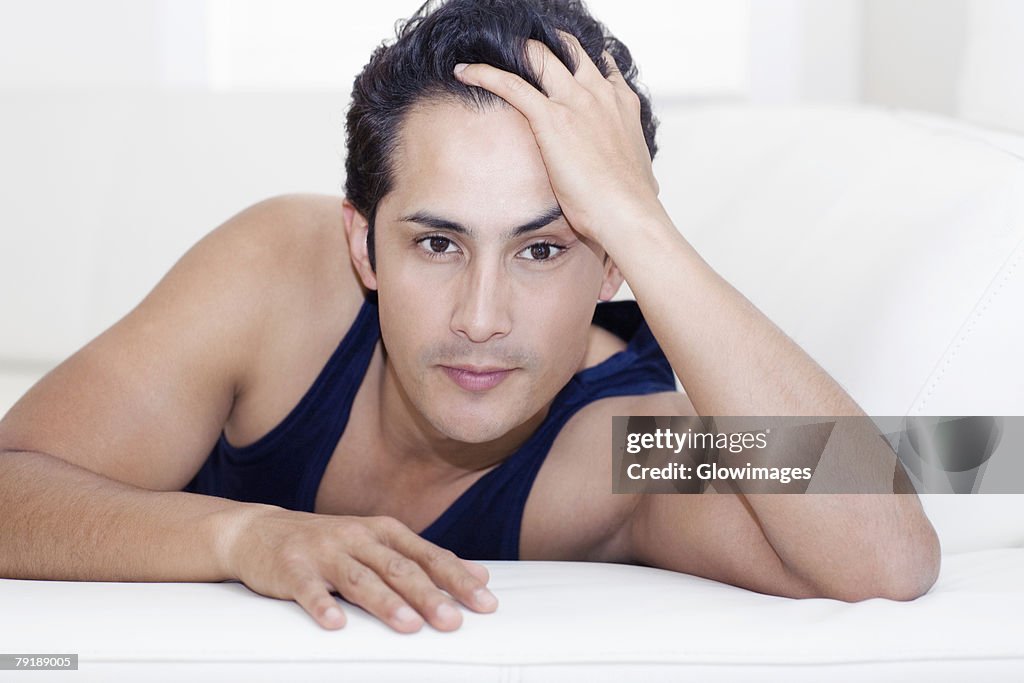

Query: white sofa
[[2, 98, 1023, 680]]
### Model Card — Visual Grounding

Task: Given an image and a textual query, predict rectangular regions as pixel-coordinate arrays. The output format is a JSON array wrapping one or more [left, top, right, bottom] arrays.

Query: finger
[[454, 62, 550, 122], [326, 556, 427, 633], [602, 50, 640, 113], [602, 51, 627, 87], [523, 38, 578, 101], [356, 543, 466, 632], [378, 519, 499, 614], [461, 558, 491, 584], [555, 30, 605, 90], [288, 567, 348, 630]]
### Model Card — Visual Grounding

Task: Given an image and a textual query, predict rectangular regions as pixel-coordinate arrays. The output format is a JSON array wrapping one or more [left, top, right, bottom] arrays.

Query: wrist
[[212, 502, 279, 581], [598, 206, 688, 265]]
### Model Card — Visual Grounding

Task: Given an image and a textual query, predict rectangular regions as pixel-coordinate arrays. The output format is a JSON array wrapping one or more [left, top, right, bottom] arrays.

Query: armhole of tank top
[[216, 299, 374, 458]]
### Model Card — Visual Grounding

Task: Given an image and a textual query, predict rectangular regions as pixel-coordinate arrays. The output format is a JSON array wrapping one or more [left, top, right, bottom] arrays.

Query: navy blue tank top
[[184, 298, 676, 560]]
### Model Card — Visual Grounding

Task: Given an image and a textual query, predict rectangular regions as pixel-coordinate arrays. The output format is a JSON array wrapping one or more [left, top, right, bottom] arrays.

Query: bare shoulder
[[554, 390, 698, 453], [0, 193, 360, 491], [190, 193, 365, 392], [212, 194, 369, 440], [219, 193, 353, 292], [520, 389, 696, 562]]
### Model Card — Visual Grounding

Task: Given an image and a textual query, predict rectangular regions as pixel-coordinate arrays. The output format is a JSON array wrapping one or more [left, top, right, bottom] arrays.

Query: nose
[[450, 258, 512, 343]]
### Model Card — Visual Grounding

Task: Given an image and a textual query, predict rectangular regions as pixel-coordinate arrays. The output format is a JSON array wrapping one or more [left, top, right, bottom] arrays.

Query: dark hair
[[344, 0, 659, 270]]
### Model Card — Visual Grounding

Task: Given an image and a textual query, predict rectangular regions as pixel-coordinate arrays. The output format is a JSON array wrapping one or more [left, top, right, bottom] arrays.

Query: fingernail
[[436, 602, 460, 622], [395, 606, 421, 625], [453, 63, 468, 76], [474, 588, 498, 609], [324, 606, 343, 624]]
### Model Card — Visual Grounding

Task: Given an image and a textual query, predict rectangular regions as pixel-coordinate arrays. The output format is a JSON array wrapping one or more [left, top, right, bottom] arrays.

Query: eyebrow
[[398, 205, 564, 239]]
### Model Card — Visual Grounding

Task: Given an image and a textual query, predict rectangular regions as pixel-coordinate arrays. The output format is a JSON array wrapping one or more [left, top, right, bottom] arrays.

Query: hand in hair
[[453, 30, 666, 248]]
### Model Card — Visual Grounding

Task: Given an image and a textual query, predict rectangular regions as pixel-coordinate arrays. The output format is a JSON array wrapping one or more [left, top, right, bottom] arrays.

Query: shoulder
[[218, 192, 363, 312], [552, 390, 697, 459], [217, 193, 350, 279], [205, 193, 366, 393]]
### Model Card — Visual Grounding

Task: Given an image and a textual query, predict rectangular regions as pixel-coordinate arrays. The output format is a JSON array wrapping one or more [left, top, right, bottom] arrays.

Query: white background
[[1, 0, 1022, 411]]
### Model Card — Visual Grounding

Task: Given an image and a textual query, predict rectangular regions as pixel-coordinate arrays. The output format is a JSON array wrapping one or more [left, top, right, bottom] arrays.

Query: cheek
[[522, 286, 595, 365], [376, 250, 444, 314]]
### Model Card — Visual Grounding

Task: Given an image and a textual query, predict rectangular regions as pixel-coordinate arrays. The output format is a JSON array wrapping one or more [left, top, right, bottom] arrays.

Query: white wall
[[209, 0, 751, 100], [0, 0, 164, 87], [958, 0, 1024, 135], [748, 0, 862, 105], [862, 0, 968, 116]]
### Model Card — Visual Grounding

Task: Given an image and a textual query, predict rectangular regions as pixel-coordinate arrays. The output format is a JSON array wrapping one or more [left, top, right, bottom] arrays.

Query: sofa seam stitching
[[911, 239, 1024, 415]]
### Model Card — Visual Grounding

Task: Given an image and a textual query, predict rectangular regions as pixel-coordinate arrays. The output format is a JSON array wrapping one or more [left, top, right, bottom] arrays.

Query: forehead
[[387, 99, 556, 218]]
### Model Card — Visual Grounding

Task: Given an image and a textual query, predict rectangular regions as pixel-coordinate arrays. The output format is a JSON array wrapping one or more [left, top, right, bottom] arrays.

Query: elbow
[[818, 525, 942, 603], [882, 525, 942, 601]]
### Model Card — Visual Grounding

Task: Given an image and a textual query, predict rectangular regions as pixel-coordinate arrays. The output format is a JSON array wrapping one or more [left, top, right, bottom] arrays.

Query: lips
[[441, 365, 514, 392]]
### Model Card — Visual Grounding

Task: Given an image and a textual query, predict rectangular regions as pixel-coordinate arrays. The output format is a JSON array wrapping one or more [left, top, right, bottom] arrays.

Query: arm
[[455, 35, 940, 600], [601, 217, 941, 601], [0, 448, 259, 582]]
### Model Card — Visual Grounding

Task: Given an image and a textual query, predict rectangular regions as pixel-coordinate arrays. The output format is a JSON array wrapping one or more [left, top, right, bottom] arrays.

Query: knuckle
[[422, 546, 458, 568], [334, 516, 370, 540], [598, 92, 621, 113], [385, 556, 418, 580], [573, 90, 598, 109], [370, 515, 404, 534], [454, 573, 482, 595], [626, 89, 642, 111], [345, 563, 371, 588], [551, 105, 575, 128], [279, 551, 312, 579], [504, 74, 527, 95]]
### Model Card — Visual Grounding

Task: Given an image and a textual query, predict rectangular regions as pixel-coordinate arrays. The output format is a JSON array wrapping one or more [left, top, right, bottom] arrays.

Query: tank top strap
[[183, 297, 379, 511]]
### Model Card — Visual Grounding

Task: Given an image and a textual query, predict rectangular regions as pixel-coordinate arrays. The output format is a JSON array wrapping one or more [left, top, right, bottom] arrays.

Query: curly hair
[[344, 0, 658, 269]]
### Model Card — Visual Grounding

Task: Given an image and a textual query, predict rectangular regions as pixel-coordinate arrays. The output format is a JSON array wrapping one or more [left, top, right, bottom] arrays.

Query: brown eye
[[429, 236, 452, 253], [518, 241, 564, 261]]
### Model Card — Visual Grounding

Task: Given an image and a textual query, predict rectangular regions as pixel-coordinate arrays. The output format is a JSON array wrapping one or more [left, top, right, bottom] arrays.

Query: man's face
[[367, 99, 618, 444]]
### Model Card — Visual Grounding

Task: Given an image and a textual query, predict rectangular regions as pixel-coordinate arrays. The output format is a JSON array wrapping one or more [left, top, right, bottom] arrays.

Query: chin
[[415, 386, 538, 443], [426, 409, 518, 444]]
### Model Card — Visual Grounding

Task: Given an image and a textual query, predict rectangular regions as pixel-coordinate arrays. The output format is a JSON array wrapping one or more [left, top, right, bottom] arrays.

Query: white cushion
[[2, 554, 1023, 681], [652, 104, 1024, 417]]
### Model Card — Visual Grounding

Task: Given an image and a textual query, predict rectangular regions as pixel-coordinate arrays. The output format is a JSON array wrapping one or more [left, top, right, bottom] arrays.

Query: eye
[[517, 241, 566, 261], [415, 235, 459, 257]]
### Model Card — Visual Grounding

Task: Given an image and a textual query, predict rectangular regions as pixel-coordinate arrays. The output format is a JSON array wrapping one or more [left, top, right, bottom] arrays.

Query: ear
[[343, 198, 377, 291], [598, 255, 625, 302]]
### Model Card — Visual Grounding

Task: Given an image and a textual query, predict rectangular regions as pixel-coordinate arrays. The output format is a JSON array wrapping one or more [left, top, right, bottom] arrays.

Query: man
[[0, 0, 939, 634]]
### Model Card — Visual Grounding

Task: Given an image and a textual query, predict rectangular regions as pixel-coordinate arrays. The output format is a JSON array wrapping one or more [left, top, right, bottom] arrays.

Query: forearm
[[607, 216, 940, 598], [0, 449, 268, 583]]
